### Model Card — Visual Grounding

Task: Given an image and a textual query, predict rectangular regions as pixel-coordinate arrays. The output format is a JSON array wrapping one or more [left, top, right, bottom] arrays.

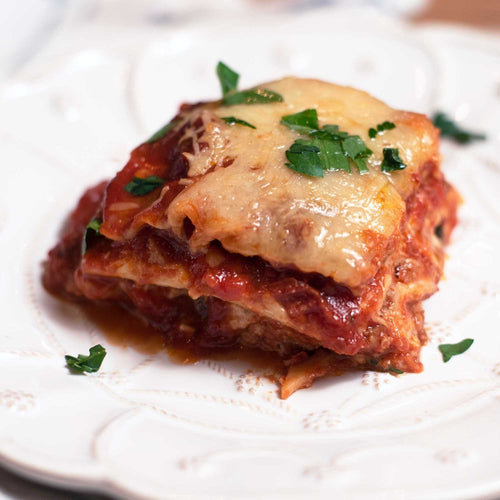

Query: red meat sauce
[[43, 179, 381, 367], [100, 104, 206, 240]]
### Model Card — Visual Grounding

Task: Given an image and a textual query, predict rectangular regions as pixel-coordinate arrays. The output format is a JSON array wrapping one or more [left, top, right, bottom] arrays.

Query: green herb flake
[[87, 219, 101, 232], [341, 135, 372, 173], [221, 116, 256, 129], [285, 140, 323, 177], [281, 109, 319, 134], [65, 344, 107, 373], [282, 110, 373, 177], [321, 125, 348, 139], [124, 175, 165, 196], [379, 121, 396, 131], [381, 147, 406, 172], [81, 218, 102, 255], [369, 121, 396, 139], [285, 134, 353, 178], [313, 136, 351, 172], [146, 120, 179, 144], [432, 112, 486, 145], [222, 88, 283, 106], [438, 338, 474, 363], [388, 367, 404, 374], [216, 61, 239, 96], [216, 62, 283, 106]]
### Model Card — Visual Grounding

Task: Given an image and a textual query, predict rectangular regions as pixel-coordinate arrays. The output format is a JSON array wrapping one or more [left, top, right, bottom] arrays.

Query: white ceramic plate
[[1, 8, 499, 500]]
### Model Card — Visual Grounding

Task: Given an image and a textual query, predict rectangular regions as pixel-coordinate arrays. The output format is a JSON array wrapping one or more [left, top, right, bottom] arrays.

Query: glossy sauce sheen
[[81, 301, 286, 374]]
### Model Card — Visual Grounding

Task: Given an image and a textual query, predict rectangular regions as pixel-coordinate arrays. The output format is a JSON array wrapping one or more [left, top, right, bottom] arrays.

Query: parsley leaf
[[312, 136, 351, 172], [381, 148, 406, 172], [281, 109, 319, 134], [432, 112, 486, 144], [65, 344, 107, 373], [388, 367, 404, 374], [321, 125, 348, 139], [221, 116, 256, 129], [216, 61, 239, 96], [342, 135, 372, 173], [285, 136, 351, 177], [146, 120, 179, 144], [82, 218, 101, 255], [86, 219, 101, 233], [438, 339, 474, 363], [379, 121, 395, 131], [216, 62, 283, 106], [285, 140, 323, 177], [124, 175, 164, 196], [369, 120, 396, 139], [222, 88, 283, 106], [282, 110, 373, 177]]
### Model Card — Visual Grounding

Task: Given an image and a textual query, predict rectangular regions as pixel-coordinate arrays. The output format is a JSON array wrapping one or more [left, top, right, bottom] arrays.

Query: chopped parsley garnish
[[432, 112, 486, 144], [285, 140, 325, 177], [221, 116, 256, 129], [124, 175, 164, 196], [388, 367, 404, 374], [146, 120, 179, 144], [342, 135, 372, 173], [216, 61, 283, 106], [216, 61, 239, 96], [321, 124, 348, 139], [281, 109, 372, 177], [222, 88, 283, 106], [438, 338, 474, 363], [280, 108, 319, 134], [86, 218, 101, 233], [82, 218, 102, 255], [381, 147, 406, 172], [369, 121, 396, 139], [65, 344, 107, 373]]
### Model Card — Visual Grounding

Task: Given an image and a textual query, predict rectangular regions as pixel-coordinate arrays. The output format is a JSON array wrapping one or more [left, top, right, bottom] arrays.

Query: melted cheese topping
[[165, 78, 439, 288]]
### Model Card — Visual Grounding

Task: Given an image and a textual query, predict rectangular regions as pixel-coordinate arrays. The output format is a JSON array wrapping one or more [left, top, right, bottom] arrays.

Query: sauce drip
[[80, 301, 286, 374]]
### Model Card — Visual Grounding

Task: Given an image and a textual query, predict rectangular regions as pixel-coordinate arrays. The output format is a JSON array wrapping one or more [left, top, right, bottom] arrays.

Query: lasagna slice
[[43, 77, 458, 398]]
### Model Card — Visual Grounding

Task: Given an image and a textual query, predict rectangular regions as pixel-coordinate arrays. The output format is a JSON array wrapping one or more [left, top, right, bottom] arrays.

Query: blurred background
[[0, 0, 498, 83], [0, 1, 498, 499]]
